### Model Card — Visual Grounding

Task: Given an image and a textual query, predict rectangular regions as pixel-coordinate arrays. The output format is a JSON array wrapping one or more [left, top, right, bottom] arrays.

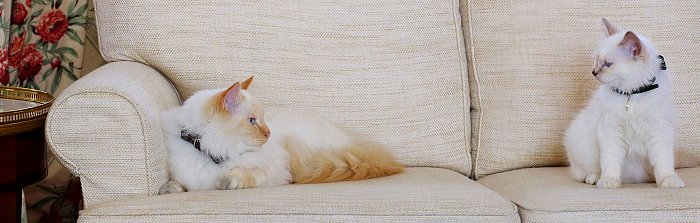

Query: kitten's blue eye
[[249, 118, 257, 125], [603, 61, 613, 67]]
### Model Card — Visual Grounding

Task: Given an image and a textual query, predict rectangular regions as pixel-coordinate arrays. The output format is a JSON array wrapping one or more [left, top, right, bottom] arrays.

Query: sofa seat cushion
[[478, 167, 700, 222], [78, 168, 518, 222]]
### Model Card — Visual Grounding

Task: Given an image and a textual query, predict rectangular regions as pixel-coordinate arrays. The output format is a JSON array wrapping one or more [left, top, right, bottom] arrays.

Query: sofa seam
[[81, 213, 518, 217], [91, 0, 111, 61], [451, 0, 471, 177], [464, 0, 483, 179], [518, 206, 700, 213]]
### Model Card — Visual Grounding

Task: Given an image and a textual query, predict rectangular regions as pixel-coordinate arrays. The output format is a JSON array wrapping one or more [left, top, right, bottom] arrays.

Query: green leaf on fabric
[[14, 27, 27, 39], [62, 66, 78, 81], [37, 41, 48, 50], [51, 68, 63, 93], [41, 67, 53, 81], [73, 3, 88, 17], [67, 0, 78, 15], [30, 80, 40, 90], [57, 47, 78, 57], [31, 9, 44, 19], [69, 17, 87, 26], [31, 0, 48, 6], [66, 29, 84, 45], [1, 21, 9, 33]]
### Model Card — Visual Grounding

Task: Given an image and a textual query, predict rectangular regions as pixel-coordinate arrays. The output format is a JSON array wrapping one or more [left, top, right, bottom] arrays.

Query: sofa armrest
[[46, 61, 180, 207]]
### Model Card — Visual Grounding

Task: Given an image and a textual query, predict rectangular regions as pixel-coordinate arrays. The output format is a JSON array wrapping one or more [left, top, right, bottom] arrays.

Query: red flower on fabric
[[9, 35, 25, 68], [50, 57, 61, 69], [11, 3, 27, 25], [17, 44, 43, 81], [0, 49, 8, 85], [26, 0, 31, 6], [35, 9, 69, 43]]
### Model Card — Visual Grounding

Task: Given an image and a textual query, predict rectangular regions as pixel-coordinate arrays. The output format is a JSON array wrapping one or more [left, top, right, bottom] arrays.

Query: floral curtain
[[0, 0, 87, 93], [0, 0, 90, 222]]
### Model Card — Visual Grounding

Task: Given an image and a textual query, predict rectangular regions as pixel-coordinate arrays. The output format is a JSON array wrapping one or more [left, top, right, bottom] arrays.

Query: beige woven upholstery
[[46, 62, 180, 207], [45, 0, 700, 221], [79, 168, 519, 222], [479, 167, 700, 222], [93, 0, 473, 176], [463, 0, 700, 178]]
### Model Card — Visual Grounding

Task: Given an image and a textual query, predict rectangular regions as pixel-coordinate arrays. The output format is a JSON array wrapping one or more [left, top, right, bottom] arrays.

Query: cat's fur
[[159, 77, 404, 194], [564, 18, 699, 189]]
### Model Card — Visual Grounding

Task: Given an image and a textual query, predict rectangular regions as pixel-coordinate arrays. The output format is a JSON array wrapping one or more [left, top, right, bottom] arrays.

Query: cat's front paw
[[215, 175, 243, 190], [596, 177, 621, 189], [215, 167, 258, 190], [584, 173, 600, 185], [657, 174, 685, 188], [159, 180, 187, 195]]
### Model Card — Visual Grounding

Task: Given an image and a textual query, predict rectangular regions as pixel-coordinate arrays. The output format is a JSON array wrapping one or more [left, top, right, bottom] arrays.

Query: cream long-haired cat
[[565, 18, 698, 189], [159, 77, 403, 194]]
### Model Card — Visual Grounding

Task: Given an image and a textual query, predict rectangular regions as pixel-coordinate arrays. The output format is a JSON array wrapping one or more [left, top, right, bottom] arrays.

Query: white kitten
[[564, 18, 690, 189], [159, 77, 403, 194]]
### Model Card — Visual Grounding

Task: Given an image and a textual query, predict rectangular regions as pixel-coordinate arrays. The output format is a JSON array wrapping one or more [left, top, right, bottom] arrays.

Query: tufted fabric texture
[[78, 168, 519, 222], [46, 62, 180, 207], [93, 0, 472, 175], [462, 0, 700, 178], [478, 167, 700, 222]]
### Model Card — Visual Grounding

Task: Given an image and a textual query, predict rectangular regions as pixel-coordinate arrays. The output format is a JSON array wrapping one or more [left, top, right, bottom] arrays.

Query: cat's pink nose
[[264, 131, 271, 138]]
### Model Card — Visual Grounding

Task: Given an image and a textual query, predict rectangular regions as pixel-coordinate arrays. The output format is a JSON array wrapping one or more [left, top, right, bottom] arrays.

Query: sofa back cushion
[[464, 0, 700, 178], [94, 0, 472, 175]]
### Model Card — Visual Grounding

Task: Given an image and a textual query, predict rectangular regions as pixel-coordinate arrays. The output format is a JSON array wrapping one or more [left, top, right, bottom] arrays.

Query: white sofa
[[46, 0, 700, 222]]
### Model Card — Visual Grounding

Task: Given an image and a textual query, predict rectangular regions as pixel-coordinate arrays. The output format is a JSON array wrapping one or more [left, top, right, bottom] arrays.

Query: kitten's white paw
[[657, 174, 685, 188], [596, 177, 621, 189], [215, 175, 242, 190], [159, 180, 187, 195], [584, 173, 600, 185]]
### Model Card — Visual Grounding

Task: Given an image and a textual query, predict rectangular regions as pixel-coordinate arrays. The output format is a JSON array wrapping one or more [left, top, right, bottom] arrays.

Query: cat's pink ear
[[221, 82, 243, 112], [619, 31, 642, 57], [241, 76, 254, 90], [602, 17, 619, 36]]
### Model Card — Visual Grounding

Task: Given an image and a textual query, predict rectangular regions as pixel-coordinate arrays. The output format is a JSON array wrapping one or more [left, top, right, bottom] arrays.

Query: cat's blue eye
[[603, 61, 613, 67], [249, 118, 257, 125]]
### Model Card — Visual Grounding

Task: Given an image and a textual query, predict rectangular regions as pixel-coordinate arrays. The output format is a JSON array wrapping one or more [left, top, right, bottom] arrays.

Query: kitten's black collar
[[610, 55, 666, 96], [611, 77, 658, 96], [180, 130, 227, 164]]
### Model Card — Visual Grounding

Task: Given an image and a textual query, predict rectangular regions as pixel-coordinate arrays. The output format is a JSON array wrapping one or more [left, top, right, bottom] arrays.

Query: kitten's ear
[[221, 82, 243, 112], [602, 17, 619, 36], [241, 76, 254, 90], [619, 31, 642, 57]]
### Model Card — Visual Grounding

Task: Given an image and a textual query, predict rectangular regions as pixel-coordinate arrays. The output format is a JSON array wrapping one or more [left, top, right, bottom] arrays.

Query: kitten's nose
[[592, 70, 598, 76], [259, 125, 271, 138]]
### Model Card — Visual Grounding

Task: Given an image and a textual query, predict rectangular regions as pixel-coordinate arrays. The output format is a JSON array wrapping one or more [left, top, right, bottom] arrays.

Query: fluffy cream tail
[[675, 150, 700, 168], [284, 138, 404, 184]]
